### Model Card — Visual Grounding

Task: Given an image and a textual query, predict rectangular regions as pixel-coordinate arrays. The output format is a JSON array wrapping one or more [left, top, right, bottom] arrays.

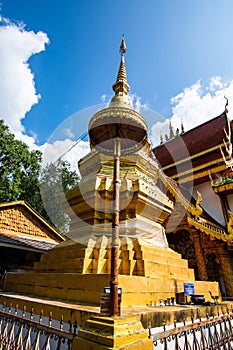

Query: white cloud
[[101, 94, 107, 102], [40, 138, 90, 173], [209, 76, 224, 91], [1, 15, 233, 175], [14, 131, 40, 150], [129, 93, 149, 113], [0, 16, 49, 135], [151, 76, 233, 145], [64, 128, 75, 139]]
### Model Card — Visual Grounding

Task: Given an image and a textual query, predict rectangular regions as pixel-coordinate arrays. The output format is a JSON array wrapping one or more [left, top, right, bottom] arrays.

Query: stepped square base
[[3, 237, 220, 307], [3, 272, 219, 308]]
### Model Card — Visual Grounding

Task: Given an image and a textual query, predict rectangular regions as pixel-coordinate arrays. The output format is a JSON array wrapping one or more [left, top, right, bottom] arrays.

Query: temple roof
[[154, 112, 233, 185], [0, 233, 57, 252], [0, 200, 65, 252], [153, 111, 233, 242]]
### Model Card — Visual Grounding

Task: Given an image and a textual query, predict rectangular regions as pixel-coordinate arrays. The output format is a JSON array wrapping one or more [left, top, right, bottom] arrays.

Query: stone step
[[40, 248, 137, 264], [40, 246, 95, 261], [140, 252, 189, 267], [134, 245, 183, 260], [3, 272, 219, 307], [35, 258, 135, 275], [34, 256, 194, 280], [34, 258, 94, 273], [35, 254, 190, 276], [41, 244, 142, 262], [39, 243, 184, 263], [133, 260, 195, 280], [77, 316, 150, 348]]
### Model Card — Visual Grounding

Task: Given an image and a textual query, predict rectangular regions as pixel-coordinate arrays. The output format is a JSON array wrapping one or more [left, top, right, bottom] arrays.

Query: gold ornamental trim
[[159, 171, 202, 216], [187, 216, 233, 242], [173, 164, 228, 184], [213, 182, 233, 194], [88, 107, 148, 132], [170, 157, 225, 182], [162, 143, 225, 171]]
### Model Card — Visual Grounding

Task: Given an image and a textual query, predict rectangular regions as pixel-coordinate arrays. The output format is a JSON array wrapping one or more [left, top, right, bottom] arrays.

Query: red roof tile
[[154, 112, 230, 168]]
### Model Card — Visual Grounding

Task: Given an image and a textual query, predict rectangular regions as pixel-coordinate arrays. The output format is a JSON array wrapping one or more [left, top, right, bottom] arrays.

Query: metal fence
[[149, 306, 233, 350], [0, 303, 79, 350], [1, 300, 233, 350]]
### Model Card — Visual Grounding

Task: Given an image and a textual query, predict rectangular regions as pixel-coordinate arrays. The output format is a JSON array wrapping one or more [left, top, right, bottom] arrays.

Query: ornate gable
[[0, 201, 64, 243]]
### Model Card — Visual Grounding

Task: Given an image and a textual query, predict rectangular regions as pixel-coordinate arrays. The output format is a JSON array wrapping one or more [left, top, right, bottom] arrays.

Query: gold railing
[[187, 216, 233, 242]]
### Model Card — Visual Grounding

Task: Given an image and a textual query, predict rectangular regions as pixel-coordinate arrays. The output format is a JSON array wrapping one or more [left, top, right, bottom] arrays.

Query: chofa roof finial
[[224, 95, 229, 115]]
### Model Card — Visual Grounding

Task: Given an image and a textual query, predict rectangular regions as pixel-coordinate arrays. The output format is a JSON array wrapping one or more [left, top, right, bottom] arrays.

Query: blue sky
[[1, 0, 233, 166]]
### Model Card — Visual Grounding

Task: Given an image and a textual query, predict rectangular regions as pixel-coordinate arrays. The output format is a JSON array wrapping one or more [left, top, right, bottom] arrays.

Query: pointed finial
[[169, 119, 174, 139], [224, 95, 229, 115], [181, 120, 185, 134], [120, 34, 126, 55], [160, 132, 163, 144], [112, 35, 130, 96]]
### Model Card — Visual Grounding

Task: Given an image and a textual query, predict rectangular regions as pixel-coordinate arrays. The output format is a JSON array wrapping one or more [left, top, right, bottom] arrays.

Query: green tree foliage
[[39, 160, 79, 234], [0, 119, 42, 205], [0, 119, 79, 234]]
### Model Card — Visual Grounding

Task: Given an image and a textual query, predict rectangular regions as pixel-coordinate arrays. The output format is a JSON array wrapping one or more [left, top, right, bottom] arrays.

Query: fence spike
[[182, 312, 186, 325], [163, 319, 166, 331], [30, 307, 34, 320], [211, 308, 215, 319], [23, 305, 26, 317], [191, 309, 194, 323], [148, 320, 151, 338], [15, 304, 18, 315], [197, 308, 201, 321], [73, 320, 78, 335], [9, 303, 12, 314], [60, 315, 64, 330], [39, 309, 43, 324], [48, 311, 52, 327]]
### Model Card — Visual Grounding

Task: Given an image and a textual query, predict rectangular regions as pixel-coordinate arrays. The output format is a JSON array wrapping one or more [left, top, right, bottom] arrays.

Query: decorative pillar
[[191, 231, 208, 281], [110, 138, 121, 316], [216, 249, 233, 297]]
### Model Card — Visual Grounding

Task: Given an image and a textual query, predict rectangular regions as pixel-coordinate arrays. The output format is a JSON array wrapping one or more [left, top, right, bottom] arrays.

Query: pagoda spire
[[112, 35, 130, 96]]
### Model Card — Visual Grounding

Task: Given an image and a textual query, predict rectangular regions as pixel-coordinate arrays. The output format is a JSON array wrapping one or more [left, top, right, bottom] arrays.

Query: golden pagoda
[[2, 36, 219, 309]]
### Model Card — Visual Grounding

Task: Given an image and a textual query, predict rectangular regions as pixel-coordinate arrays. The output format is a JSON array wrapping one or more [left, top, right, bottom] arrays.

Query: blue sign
[[184, 283, 195, 296]]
